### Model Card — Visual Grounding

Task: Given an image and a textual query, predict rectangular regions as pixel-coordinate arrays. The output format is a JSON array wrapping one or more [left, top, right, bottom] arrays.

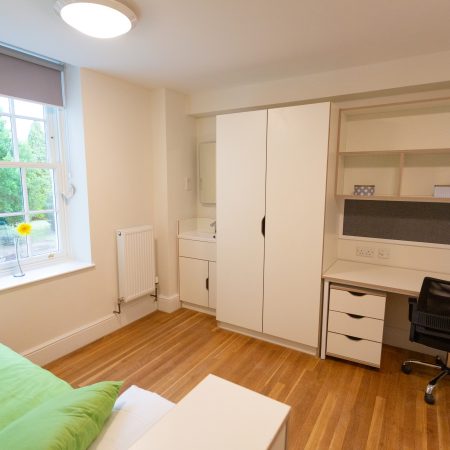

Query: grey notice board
[[343, 200, 450, 245]]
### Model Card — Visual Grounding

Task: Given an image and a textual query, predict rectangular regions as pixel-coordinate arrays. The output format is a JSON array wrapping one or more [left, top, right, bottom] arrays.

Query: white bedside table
[[130, 374, 291, 450]]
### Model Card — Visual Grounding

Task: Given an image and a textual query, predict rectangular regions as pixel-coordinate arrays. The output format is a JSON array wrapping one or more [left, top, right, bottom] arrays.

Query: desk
[[130, 374, 290, 450], [321, 260, 450, 362]]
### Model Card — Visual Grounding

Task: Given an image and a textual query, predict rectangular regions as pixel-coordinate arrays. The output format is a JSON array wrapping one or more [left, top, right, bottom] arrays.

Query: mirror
[[198, 142, 216, 204]]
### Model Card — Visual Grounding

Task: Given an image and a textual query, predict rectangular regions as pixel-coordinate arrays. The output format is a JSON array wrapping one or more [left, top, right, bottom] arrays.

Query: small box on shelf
[[433, 185, 450, 198], [353, 185, 375, 196]]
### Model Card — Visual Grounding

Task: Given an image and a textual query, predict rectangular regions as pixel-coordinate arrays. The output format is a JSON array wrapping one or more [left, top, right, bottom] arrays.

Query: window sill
[[0, 260, 95, 293]]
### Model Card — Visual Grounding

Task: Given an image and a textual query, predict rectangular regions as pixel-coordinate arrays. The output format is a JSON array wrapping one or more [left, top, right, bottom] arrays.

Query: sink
[[177, 218, 216, 242]]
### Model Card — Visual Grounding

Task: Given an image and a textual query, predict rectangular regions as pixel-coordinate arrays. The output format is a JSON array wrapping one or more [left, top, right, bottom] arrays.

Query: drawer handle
[[345, 335, 362, 341], [349, 291, 365, 297], [347, 313, 364, 319]]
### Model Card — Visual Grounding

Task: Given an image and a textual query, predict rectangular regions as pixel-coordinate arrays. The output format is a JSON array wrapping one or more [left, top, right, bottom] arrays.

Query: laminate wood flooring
[[45, 309, 450, 449]]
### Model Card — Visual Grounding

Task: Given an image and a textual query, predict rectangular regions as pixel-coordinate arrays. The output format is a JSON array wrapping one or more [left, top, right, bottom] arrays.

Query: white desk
[[130, 374, 291, 450], [321, 260, 450, 360]]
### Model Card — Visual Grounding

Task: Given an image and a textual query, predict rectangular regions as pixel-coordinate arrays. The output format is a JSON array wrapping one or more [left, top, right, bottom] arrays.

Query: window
[[0, 95, 67, 273]]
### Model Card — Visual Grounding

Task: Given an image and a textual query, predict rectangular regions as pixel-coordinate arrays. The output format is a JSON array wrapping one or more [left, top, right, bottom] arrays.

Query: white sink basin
[[178, 231, 216, 242]]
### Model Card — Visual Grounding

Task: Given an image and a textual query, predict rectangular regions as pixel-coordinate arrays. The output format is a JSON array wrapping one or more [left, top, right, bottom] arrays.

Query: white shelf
[[336, 98, 450, 201]]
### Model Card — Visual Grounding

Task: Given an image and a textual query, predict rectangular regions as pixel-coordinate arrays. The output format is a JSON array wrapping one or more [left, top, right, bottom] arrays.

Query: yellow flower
[[16, 223, 32, 236]]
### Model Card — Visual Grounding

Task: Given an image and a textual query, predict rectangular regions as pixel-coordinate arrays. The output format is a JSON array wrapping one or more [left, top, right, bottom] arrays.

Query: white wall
[[0, 68, 157, 364], [149, 89, 170, 303], [196, 116, 216, 218], [189, 49, 450, 115], [165, 89, 197, 296], [150, 89, 197, 307]]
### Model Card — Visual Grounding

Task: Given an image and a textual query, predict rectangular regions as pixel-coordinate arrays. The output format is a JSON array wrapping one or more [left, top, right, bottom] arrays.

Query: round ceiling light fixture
[[54, 0, 137, 39]]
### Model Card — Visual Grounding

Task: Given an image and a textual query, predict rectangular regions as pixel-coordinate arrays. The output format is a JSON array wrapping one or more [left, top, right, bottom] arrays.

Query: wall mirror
[[198, 142, 216, 204]]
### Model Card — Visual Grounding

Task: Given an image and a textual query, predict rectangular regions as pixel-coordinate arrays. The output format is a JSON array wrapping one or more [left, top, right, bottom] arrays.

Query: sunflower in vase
[[14, 222, 32, 277]]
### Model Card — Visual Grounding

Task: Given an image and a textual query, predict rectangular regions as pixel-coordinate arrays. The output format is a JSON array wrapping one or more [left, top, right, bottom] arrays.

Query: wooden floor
[[46, 309, 450, 449]]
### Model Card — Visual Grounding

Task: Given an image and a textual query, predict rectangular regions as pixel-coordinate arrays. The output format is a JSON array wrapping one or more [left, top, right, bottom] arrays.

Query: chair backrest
[[418, 277, 450, 317]]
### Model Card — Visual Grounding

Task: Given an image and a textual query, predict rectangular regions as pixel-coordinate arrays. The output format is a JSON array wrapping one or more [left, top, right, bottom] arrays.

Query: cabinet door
[[208, 262, 217, 309], [216, 110, 267, 332], [179, 257, 209, 307], [263, 103, 330, 347]]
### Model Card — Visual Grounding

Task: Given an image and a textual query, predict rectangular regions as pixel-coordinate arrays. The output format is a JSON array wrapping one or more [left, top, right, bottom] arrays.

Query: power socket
[[356, 246, 375, 258]]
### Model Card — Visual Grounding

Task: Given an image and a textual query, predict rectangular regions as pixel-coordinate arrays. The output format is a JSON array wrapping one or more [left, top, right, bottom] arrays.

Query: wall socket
[[378, 248, 390, 259], [356, 246, 375, 258]]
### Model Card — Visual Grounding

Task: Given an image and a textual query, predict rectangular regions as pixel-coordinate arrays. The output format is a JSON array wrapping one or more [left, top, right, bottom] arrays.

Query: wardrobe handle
[[206, 278, 209, 291], [261, 216, 265, 237]]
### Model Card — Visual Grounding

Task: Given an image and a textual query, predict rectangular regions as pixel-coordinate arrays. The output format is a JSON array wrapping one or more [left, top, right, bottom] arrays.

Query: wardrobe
[[216, 103, 330, 351]]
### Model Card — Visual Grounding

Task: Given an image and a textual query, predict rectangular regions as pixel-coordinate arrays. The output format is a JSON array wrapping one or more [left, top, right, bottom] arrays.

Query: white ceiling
[[1, 0, 450, 93]]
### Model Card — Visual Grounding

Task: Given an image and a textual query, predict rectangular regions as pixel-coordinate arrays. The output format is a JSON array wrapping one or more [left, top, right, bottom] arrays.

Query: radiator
[[116, 225, 155, 303]]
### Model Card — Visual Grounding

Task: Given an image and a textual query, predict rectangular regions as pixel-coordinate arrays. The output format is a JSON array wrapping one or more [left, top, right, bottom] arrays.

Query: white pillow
[[89, 385, 174, 450]]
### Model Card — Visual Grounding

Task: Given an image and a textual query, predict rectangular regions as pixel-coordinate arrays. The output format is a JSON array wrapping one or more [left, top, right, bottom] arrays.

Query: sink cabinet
[[178, 236, 216, 310]]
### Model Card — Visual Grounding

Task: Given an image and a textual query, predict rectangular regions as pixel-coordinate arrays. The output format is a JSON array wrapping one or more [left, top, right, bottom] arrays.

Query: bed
[[0, 343, 290, 450], [0, 343, 174, 449]]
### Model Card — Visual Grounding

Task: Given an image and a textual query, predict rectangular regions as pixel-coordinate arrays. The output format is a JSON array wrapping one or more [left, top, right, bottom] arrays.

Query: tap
[[210, 221, 216, 234]]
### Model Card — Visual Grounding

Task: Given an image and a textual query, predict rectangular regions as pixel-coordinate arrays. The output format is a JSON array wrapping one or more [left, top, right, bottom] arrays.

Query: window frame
[[0, 96, 69, 276]]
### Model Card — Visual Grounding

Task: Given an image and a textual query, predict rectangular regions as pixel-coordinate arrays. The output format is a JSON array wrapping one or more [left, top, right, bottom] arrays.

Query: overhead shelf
[[336, 98, 450, 202]]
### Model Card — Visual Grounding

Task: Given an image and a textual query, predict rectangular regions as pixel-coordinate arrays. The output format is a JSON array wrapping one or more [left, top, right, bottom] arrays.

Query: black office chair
[[401, 277, 450, 404]]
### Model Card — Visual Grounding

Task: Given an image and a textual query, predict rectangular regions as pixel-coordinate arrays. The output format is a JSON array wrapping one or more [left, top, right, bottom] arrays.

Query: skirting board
[[181, 301, 216, 316], [218, 322, 318, 356], [23, 296, 158, 366], [157, 294, 180, 313]]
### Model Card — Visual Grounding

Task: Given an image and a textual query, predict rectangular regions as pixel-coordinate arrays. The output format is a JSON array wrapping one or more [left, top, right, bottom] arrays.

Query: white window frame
[[0, 96, 69, 276]]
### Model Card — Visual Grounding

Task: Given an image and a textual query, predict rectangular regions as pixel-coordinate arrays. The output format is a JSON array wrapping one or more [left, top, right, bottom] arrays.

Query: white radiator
[[116, 225, 155, 303]]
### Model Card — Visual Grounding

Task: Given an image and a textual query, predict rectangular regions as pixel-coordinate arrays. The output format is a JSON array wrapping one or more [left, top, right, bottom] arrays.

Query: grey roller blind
[[0, 45, 64, 106]]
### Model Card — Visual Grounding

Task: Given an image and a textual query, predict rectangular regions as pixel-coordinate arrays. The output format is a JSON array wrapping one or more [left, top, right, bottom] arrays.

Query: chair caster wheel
[[401, 363, 412, 374], [424, 393, 435, 405]]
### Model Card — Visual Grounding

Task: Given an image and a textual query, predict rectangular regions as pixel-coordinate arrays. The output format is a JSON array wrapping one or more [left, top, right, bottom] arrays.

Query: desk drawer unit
[[326, 286, 386, 368]]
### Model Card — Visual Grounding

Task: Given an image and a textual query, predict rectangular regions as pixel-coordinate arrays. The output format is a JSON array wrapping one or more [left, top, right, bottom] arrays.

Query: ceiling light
[[54, 0, 137, 39]]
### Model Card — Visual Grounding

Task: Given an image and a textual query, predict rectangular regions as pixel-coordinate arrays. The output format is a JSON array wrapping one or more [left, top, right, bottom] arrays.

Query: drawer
[[329, 287, 386, 320], [326, 332, 382, 367], [179, 239, 216, 261], [328, 310, 384, 342]]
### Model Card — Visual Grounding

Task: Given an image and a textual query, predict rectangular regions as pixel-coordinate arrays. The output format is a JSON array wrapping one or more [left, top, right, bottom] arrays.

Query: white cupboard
[[178, 238, 217, 309], [179, 257, 209, 307], [216, 103, 330, 350]]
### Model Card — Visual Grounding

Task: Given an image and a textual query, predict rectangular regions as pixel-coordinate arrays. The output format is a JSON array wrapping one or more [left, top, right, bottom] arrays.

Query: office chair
[[401, 277, 450, 404]]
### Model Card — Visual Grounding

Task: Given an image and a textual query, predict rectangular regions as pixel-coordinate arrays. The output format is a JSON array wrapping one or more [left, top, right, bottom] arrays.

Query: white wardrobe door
[[263, 103, 330, 347], [216, 110, 267, 332]]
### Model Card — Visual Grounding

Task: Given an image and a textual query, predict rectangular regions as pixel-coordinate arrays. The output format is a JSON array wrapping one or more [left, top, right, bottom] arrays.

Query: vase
[[13, 237, 25, 277]]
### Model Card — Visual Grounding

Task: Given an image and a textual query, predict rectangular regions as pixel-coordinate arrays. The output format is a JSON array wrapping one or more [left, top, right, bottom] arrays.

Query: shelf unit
[[336, 98, 450, 202]]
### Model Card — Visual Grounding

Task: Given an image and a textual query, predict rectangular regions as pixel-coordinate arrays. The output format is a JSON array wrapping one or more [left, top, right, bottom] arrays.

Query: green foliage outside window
[[0, 115, 52, 222]]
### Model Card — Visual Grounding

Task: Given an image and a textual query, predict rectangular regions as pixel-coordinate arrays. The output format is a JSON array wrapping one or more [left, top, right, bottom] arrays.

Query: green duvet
[[0, 343, 121, 450], [0, 343, 72, 431]]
